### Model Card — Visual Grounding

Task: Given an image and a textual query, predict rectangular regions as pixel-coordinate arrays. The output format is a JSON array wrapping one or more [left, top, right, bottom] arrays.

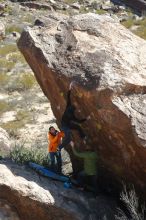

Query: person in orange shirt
[[48, 126, 64, 174]]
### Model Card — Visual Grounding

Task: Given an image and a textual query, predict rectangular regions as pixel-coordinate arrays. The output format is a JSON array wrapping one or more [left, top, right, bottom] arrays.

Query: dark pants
[[59, 126, 72, 150], [59, 122, 86, 150], [69, 122, 86, 139], [77, 171, 98, 195], [49, 152, 62, 174]]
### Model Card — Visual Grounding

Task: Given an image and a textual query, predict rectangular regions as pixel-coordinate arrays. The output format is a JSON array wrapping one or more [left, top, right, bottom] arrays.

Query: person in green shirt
[[70, 141, 98, 194]]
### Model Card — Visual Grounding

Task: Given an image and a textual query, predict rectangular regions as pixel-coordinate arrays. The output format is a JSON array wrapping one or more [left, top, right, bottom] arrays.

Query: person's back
[[72, 148, 97, 175], [48, 126, 64, 173], [48, 129, 64, 152], [81, 151, 97, 176], [70, 141, 98, 194], [61, 104, 76, 126]]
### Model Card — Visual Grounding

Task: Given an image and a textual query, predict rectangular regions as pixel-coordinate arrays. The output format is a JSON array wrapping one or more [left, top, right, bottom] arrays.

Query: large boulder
[[0, 160, 116, 220], [20, 2, 53, 11], [18, 13, 146, 196]]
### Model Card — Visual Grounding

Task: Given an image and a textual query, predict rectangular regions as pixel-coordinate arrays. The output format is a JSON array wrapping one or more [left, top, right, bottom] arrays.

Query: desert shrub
[[125, 8, 134, 16], [134, 27, 146, 40], [6, 73, 36, 92], [79, 6, 89, 13], [137, 18, 146, 26], [3, 5, 12, 14], [96, 9, 106, 15], [121, 19, 134, 29], [16, 110, 30, 121], [8, 52, 26, 64], [6, 25, 22, 34], [18, 73, 36, 90], [0, 44, 18, 57], [10, 144, 48, 166], [1, 110, 33, 137], [0, 58, 15, 71], [2, 120, 25, 136], [21, 14, 34, 23], [0, 100, 11, 114], [0, 73, 9, 87], [115, 185, 146, 220], [64, 0, 78, 3], [121, 17, 146, 40]]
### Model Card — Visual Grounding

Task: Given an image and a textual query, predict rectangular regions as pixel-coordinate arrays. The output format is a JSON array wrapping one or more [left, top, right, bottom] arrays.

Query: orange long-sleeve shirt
[[48, 131, 64, 152]]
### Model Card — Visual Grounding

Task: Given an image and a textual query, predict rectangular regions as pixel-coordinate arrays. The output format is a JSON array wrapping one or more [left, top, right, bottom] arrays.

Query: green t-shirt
[[72, 148, 98, 175]]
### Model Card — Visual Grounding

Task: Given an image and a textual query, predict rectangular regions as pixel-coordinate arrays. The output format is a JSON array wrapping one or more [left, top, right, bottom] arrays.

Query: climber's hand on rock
[[69, 81, 76, 90], [87, 115, 91, 120], [70, 141, 74, 148]]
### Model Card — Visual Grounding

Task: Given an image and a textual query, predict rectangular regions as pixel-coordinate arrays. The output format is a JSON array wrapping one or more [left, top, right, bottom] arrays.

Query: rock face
[[0, 128, 10, 155], [0, 160, 116, 220], [20, 2, 53, 11], [0, 199, 20, 220], [18, 13, 146, 196]]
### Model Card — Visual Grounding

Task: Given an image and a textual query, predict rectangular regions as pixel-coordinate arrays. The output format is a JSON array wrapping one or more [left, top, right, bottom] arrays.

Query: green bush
[[0, 100, 11, 114], [10, 145, 48, 166]]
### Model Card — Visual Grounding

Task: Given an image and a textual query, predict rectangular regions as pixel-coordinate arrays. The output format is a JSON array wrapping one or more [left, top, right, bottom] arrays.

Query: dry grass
[[0, 100, 11, 114], [96, 9, 107, 15], [0, 44, 18, 57], [121, 18, 146, 40], [8, 52, 26, 64], [10, 144, 48, 166], [6, 25, 22, 34], [115, 185, 146, 220], [17, 73, 36, 90], [0, 73, 9, 87]]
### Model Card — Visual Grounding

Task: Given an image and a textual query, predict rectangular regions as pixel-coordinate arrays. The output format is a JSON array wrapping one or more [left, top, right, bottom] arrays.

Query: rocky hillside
[[0, 1, 58, 151], [0, 0, 146, 149]]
